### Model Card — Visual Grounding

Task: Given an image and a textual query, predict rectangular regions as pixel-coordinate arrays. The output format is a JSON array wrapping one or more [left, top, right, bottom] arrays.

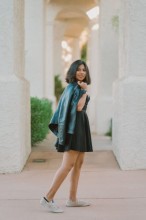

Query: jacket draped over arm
[[49, 82, 85, 145]]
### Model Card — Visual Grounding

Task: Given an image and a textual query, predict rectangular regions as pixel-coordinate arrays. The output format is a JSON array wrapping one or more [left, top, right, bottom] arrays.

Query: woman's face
[[75, 64, 86, 82]]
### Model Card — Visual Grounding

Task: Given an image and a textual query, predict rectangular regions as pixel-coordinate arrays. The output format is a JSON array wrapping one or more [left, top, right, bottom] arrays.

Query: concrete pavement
[[0, 133, 146, 220]]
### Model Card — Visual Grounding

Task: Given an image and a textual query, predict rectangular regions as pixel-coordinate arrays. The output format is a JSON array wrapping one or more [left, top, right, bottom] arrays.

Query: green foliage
[[81, 43, 87, 62], [55, 75, 65, 102], [31, 97, 53, 146], [105, 119, 112, 138]]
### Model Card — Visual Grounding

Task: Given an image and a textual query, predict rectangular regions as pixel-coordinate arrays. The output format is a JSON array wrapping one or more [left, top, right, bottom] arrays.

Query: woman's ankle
[[69, 197, 76, 202], [45, 195, 53, 202]]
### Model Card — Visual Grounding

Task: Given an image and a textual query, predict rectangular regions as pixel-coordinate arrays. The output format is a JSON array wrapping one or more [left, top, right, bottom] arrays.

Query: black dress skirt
[[55, 96, 93, 152]]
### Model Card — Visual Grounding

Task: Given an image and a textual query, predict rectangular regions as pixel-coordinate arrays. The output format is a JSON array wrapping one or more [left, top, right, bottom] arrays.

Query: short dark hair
[[65, 60, 91, 84]]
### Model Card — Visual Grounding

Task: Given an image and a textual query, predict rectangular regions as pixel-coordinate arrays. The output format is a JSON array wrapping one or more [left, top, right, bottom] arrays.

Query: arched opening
[[54, 8, 90, 82]]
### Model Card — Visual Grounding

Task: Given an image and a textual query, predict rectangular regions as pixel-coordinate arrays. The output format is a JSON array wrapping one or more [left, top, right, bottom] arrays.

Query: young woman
[[40, 60, 93, 213]]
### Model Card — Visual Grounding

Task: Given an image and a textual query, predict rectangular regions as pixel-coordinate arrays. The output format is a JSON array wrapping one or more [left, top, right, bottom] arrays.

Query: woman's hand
[[77, 81, 88, 90]]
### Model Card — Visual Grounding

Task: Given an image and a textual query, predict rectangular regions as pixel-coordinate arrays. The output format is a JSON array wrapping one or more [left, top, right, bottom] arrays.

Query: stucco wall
[[0, 0, 31, 173], [0, 77, 30, 173], [113, 0, 146, 170]]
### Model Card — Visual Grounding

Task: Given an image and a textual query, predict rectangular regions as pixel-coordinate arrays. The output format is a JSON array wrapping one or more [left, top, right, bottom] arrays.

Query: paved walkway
[[1, 133, 146, 220]]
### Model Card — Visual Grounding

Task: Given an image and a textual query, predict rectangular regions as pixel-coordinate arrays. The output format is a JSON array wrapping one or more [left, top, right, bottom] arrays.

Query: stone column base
[[113, 77, 146, 170], [0, 76, 31, 173]]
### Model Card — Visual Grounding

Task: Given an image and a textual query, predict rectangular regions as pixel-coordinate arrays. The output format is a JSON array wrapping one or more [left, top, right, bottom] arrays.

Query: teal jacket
[[49, 82, 86, 145]]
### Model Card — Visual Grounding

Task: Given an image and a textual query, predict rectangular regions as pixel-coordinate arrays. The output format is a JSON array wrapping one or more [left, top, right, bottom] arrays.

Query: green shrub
[[55, 75, 65, 102], [31, 97, 53, 146], [81, 43, 87, 62]]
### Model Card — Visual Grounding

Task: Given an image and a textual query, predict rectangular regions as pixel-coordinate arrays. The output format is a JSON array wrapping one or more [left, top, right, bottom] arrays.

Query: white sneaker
[[66, 199, 90, 207], [40, 197, 64, 213]]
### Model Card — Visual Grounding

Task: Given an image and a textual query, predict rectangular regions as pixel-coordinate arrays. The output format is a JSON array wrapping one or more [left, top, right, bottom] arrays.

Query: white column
[[43, 2, 58, 109], [0, 0, 31, 173], [87, 20, 99, 133], [113, 0, 146, 170], [45, 19, 56, 109], [53, 21, 65, 82], [97, 0, 120, 134], [25, 0, 46, 98]]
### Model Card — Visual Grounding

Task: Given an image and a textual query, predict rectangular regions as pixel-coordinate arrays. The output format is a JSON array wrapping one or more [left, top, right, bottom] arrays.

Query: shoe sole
[[66, 203, 90, 207]]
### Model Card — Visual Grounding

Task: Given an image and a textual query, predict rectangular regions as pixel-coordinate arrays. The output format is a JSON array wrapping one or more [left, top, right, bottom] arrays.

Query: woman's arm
[[77, 81, 88, 111], [77, 93, 87, 111]]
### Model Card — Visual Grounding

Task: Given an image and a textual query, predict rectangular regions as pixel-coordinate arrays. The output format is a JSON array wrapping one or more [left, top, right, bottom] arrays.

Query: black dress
[[55, 96, 93, 152]]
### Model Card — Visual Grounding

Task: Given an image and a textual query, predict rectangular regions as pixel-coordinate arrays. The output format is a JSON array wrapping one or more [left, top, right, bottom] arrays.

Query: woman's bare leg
[[46, 150, 79, 201], [69, 152, 85, 201]]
